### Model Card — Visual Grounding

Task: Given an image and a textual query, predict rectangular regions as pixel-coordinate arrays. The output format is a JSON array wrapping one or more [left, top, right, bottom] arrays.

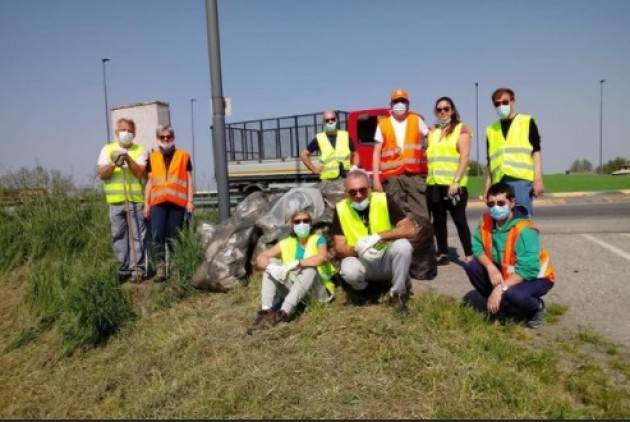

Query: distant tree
[[595, 157, 630, 174], [0, 165, 75, 195], [468, 160, 484, 176], [569, 159, 593, 173]]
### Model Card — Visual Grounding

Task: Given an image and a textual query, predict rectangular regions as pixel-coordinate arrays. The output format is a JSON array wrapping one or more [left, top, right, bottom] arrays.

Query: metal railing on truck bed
[[224, 111, 348, 162]]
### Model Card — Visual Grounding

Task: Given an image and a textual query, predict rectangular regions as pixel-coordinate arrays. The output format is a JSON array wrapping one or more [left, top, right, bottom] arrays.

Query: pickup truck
[[224, 108, 419, 194]]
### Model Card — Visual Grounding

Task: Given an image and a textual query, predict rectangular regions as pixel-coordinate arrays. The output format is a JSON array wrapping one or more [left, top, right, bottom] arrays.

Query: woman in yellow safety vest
[[248, 210, 335, 334], [426, 97, 473, 265]]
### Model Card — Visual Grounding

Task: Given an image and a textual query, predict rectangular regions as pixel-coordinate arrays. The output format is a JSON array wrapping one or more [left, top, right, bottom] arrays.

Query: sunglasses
[[486, 200, 508, 207], [436, 106, 451, 113], [159, 135, 174, 141], [493, 99, 510, 107], [293, 218, 311, 224], [324, 118, 336, 123], [348, 187, 368, 197]]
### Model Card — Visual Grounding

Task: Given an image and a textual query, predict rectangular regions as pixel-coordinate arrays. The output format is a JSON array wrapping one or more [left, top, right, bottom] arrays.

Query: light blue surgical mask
[[293, 222, 311, 238], [496, 104, 511, 119], [392, 102, 408, 116], [325, 122, 337, 132], [351, 198, 369, 211], [489, 205, 511, 221], [438, 117, 451, 127]]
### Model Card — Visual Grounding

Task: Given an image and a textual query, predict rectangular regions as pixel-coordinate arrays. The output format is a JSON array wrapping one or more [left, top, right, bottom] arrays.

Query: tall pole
[[475, 82, 480, 176], [190, 98, 197, 192], [101, 58, 111, 143], [599, 79, 605, 174], [206, 0, 230, 220]]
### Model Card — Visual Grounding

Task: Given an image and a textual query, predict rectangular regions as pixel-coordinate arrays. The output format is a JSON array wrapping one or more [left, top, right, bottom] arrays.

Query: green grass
[[465, 174, 630, 198]]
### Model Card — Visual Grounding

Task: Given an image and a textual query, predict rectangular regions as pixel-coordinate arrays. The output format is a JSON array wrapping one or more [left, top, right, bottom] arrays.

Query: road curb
[[467, 189, 630, 208]]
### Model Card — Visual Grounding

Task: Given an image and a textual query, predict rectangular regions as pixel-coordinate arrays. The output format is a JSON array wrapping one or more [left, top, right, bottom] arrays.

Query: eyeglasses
[[436, 106, 451, 113], [324, 118, 336, 123], [493, 99, 510, 107], [486, 199, 508, 207], [292, 218, 311, 224], [348, 187, 368, 197], [159, 135, 174, 141]]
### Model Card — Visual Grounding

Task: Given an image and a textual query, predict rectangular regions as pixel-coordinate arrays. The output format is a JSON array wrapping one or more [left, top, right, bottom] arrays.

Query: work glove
[[266, 263, 289, 281], [284, 261, 300, 272], [362, 247, 385, 262], [354, 234, 382, 257], [110, 150, 128, 166]]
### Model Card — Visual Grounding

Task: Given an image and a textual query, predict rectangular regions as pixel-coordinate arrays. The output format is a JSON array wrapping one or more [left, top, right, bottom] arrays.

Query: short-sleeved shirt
[[306, 132, 356, 154], [330, 193, 406, 237], [145, 148, 193, 173], [485, 115, 541, 164], [373, 115, 430, 148], [295, 235, 327, 260], [97, 143, 148, 167]]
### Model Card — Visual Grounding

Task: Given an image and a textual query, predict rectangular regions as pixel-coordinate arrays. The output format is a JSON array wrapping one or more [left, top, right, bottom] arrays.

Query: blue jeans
[[502, 176, 533, 216], [149, 202, 186, 263], [464, 259, 553, 317]]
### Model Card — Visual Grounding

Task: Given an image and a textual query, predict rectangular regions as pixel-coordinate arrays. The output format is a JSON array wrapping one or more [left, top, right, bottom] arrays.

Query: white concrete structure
[[111, 101, 171, 151]]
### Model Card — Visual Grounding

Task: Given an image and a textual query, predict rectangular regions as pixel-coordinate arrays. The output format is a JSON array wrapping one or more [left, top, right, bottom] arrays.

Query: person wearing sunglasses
[[426, 97, 473, 266], [248, 210, 336, 334], [144, 125, 194, 281], [484, 87, 543, 216], [97, 118, 148, 283], [331, 169, 416, 315], [300, 110, 360, 181], [372, 89, 431, 222], [465, 182, 556, 328]]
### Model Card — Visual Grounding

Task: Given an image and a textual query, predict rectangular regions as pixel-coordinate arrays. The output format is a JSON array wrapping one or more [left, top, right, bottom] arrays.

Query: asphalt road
[[412, 198, 630, 348]]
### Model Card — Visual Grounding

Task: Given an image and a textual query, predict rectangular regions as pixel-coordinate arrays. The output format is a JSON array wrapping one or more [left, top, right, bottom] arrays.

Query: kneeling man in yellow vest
[[97, 118, 148, 283], [465, 182, 556, 329], [248, 210, 335, 334], [332, 169, 416, 315]]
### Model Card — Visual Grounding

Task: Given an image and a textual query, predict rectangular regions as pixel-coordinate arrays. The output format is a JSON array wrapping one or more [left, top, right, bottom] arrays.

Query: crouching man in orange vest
[[144, 125, 194, 281], [465, 181, 555, 328]]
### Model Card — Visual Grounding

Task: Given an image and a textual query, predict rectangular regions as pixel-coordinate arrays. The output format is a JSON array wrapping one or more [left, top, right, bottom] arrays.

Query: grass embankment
[[466, 174, 630, 198], [1, 195, 630, 418]]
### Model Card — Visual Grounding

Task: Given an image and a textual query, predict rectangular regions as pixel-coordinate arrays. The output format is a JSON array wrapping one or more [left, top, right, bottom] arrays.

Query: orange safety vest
[[378, 113, 427, 178], [149, 149, 190, 207], [480, 213, 556, 282]]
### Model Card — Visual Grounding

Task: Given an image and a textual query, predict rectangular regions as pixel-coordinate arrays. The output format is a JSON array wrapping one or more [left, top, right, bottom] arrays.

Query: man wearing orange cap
[[372, 89, 430, 220]]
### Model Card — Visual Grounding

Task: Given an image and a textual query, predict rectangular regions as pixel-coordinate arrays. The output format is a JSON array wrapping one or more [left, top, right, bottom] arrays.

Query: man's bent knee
[[340, 257, 367, 290], [390, 239, 413, 256]]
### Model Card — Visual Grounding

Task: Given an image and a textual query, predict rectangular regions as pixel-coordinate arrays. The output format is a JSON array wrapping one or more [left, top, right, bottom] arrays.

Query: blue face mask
[[489, 205, 511, 221], [496, 104, 511, 119], [293, 222, 311, 238]]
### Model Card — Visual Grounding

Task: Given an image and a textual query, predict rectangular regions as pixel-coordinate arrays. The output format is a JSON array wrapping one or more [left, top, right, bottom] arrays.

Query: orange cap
[[390, 89, 409, 102]]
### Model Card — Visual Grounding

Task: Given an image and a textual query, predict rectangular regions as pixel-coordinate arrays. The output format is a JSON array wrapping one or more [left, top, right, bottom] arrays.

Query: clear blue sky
[[1, 0, 629, 189]]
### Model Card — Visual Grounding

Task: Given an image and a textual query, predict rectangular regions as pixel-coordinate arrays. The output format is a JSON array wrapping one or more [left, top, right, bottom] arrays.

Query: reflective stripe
[[429, 169, 456, 177], [403, 144, 422, 151], [428, 156, 460, 164], [502, 160, 533, 170], [381, 147, 401, 158], [380, 157, 423, 170], [151, 188, 188, 201], [489, 146, 532, 162]]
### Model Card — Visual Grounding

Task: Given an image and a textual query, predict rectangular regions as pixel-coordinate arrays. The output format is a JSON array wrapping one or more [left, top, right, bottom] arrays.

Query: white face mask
[[351, 198, 369, 211], [438, 117, 451, 127], [496, 104, 511, 119], [118, 130, 135, 147], [392, 102, 408, 116], [293, 222, 311, 239], [325, 122, 337, 132]]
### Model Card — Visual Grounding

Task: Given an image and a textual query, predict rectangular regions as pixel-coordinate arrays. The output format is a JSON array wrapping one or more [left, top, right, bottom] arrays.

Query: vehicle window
[[357, 114, 378, 144]]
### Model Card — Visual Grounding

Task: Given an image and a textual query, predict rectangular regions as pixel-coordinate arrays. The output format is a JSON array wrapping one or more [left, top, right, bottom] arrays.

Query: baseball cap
[[390, 89, 409, 102]]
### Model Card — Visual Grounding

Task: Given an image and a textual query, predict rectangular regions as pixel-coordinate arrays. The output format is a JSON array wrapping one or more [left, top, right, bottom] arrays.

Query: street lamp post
[[475, 82, 479, 176], [190, 98, 197, 191], [599, 79, 605, 174], [101, 58, 111, 143]]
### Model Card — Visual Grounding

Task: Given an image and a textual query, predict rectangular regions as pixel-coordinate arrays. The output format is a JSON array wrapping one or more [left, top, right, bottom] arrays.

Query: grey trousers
[[340, 239, 413, 295], [109, 203, 146, 276], [383, 173, 429, 220], [261, 264, 331, 315]]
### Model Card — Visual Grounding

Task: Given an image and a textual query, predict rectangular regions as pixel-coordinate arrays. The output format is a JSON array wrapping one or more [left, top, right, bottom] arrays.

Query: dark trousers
[[149, 202, 186, 263], [464, 259, 553, 317], [427, 185, 473, 256]]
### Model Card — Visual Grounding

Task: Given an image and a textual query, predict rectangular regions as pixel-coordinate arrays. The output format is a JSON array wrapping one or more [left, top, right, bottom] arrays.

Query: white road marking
[[581, 234, 630, 261]]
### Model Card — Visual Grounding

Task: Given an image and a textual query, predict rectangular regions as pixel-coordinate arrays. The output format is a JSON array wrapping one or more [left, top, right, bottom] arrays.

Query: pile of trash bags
[[192, 181, 437, 292]]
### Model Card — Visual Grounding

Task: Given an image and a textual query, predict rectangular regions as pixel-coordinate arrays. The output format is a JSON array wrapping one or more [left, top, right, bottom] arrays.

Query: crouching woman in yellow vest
[[465, 182, 556, 329], [248, 210, 335, 334]]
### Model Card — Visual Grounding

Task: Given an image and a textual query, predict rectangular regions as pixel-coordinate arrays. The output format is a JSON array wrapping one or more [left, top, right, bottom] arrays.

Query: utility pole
[[101, 58, 111, 143], [206, 0, 230, 220], [475, 82, 480, 176], [599, 79, 605, 174], [190, 98, 197, 191]]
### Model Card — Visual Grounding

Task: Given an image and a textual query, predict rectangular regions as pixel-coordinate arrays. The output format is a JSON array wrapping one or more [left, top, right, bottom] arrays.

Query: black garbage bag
[[408, 215, 437, 280]]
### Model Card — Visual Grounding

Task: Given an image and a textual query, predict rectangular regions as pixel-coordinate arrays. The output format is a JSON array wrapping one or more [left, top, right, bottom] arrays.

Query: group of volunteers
[[96, 86, 556, 334], [248, 87, 555, 333], [97, 121, 194, 284]]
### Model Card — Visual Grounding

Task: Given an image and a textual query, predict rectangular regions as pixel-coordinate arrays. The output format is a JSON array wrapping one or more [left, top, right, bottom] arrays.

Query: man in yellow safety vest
[[97, 118, 148, 283], [300, 110, 359, 181]]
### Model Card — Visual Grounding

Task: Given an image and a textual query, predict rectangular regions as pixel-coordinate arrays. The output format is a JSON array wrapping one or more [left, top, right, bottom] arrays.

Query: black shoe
[[436, 255, 450, 266], [388, 292, 409, 316], [526, 300, 545, 329], [247, 310, 276, 335]]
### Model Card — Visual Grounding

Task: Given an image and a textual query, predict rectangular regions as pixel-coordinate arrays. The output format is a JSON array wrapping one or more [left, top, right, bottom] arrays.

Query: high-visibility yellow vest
[[101, 142, 145, 204], [426, 122, 469, 187], [316, 130, 351, 180], [486, 114, 535, 183], [335, 191, 392, 247], [279, 234, 336, 295]]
